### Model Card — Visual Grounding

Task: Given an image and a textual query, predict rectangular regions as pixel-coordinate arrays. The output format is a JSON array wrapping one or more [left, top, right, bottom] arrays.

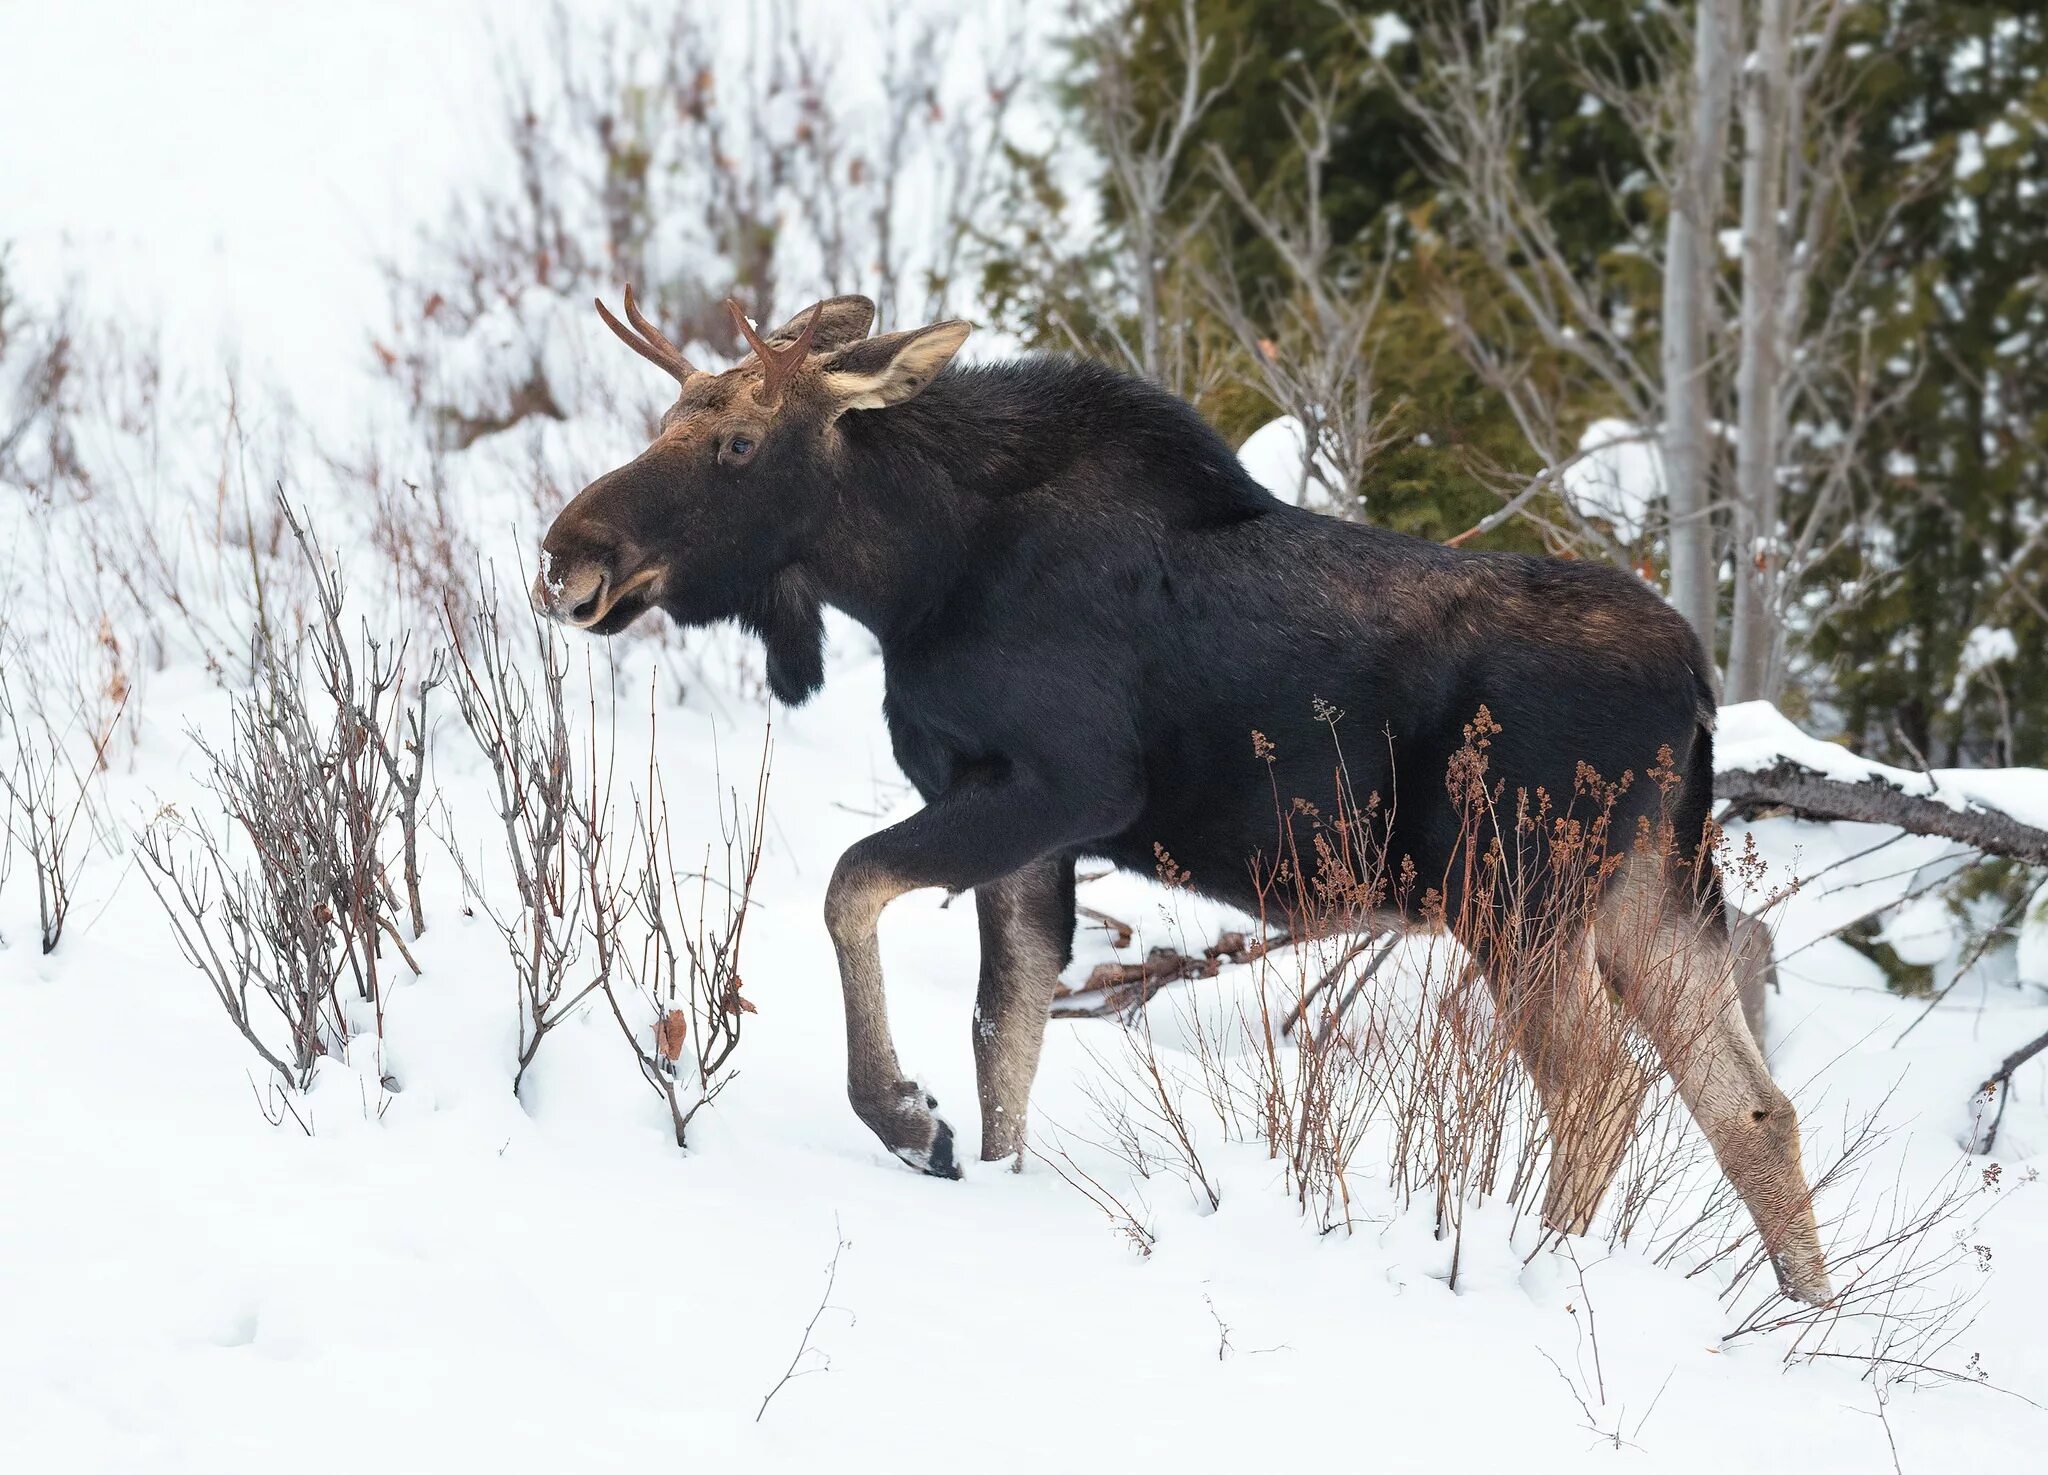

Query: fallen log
[[1714, 762, 2048, 866], [1050, 929, 1291, 1019]]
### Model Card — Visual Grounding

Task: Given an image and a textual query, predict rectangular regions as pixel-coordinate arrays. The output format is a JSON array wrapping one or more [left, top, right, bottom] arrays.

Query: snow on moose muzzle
[[531, 560, 661, 631]]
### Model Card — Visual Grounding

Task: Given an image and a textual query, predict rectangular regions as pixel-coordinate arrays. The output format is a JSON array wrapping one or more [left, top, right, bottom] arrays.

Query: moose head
[[533, 287, 971, 698]]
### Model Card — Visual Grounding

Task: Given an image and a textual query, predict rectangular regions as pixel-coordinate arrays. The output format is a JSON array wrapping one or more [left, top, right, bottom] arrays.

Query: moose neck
[[796, 369, 1047, 641], [787, 357, 1274, 643]]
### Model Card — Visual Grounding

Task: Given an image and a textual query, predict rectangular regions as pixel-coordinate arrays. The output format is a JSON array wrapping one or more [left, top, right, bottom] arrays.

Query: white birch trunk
[[1727, 0, 1793, 704], [1662, 0, 1738, 654]]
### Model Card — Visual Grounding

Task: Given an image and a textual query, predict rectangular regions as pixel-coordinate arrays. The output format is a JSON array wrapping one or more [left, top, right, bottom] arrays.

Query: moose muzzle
[[531, 556, 666, 632], [531, 558, 611, 628]]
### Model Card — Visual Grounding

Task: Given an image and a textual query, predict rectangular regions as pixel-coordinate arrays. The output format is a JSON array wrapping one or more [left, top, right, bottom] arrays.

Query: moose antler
[[727, 299, 824, 405], [595, 283, 698, 384]]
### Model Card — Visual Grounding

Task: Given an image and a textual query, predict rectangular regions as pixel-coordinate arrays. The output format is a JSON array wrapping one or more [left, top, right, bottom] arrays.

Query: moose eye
[[717, 428, 765, 468]]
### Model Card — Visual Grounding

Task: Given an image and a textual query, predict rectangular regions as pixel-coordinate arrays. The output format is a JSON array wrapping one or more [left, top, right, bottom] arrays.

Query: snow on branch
[[1713, 702, 2048, 865]]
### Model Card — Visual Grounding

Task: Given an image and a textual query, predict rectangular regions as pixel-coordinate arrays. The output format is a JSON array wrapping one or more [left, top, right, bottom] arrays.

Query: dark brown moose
[[535, 288, 1831, 1305]]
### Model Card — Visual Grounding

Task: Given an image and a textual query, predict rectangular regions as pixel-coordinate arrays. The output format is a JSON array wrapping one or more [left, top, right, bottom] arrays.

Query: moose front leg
[[825, 853, 959, 1176], [974, 854, 1077, 1167], [824, 773, 1129, 1178]]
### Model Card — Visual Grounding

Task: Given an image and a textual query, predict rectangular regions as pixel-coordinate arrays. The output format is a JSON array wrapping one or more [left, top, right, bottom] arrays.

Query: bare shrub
[[51, 366, 326, 692], [1076, 1005, 1222, 1213], [0, 646, 121, 954], [1638, 1100, 2023, 1395], [1067, 709, 2015, 1384], [377, 0, 1021, 447], [0, 249, 83, 498], [598, 722, 772, 1147], [139, 810, 339, 1090], [445, 580, 617, 1093], [325, 440, 481, 641], [136, 501, 438, 1088], [283, 503, 445, 951], [1030, 1136, 1159, 1258], [444, 578, 778, 1115], [1225, 711, 1680, 1255], [1073, 708, 1727, 1270]]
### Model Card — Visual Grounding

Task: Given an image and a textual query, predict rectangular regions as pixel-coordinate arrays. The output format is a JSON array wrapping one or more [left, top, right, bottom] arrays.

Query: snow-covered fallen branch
[[1714, 702, 2048, 865], [1715, 763, 2048, 865]]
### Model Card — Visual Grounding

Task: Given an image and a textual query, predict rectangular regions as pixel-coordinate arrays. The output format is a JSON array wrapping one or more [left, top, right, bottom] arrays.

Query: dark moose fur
[[733, 355, 1715, 919]]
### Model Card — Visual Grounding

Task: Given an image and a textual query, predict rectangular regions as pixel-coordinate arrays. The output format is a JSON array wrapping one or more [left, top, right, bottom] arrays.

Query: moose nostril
[[568, 575, 608, 624]]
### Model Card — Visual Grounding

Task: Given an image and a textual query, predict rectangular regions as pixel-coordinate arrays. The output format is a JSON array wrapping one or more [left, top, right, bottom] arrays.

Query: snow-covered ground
[[3, 5, 2046, 1471], [4, 620, 2046, 1472]]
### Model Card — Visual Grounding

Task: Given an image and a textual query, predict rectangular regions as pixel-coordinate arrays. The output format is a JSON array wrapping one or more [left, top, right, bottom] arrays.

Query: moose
[[535, 288, 1832, 1305]]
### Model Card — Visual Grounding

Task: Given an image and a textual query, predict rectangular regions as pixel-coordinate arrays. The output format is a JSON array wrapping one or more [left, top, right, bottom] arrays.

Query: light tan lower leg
[[1540, 1054, 1651, 1236], [824, 858, 959, 1175], [1600, 864, 1831, 1303], [973, 862, 1068, 1164], [1659, 996, 1831, 1302], [1493, 932, 1648, 1236]]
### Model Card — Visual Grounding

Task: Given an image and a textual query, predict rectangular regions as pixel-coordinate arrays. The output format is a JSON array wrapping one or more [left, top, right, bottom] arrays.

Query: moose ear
[[763, 296, 875, 354], [820, 320, 972, 412]]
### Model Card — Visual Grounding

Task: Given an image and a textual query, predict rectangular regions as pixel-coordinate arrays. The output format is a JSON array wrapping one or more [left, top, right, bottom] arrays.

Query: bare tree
[[1661, 0, 1737, 645], [1054, 0, 1237, 397], [1359, 0, 1655, 567], [1725, 0, 1795, 704], [1362, 0, 1915, 705], [1201, 71, 1401, 513], [1718, 0, 1912, 704]]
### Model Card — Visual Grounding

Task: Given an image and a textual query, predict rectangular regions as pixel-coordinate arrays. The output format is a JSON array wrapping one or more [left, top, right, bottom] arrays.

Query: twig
[[1204, 1293, 1233, 1361], [1969, 1024, 2048, 1155], [756, 1219, 853, 1424], [1077, 903, 1134, 948]]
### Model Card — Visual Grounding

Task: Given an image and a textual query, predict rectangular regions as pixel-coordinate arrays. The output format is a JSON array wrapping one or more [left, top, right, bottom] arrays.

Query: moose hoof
[[894, 1117, 960, 1179], [864, 1081, 961, 1180], [1772, 1253, 1834, 1307]]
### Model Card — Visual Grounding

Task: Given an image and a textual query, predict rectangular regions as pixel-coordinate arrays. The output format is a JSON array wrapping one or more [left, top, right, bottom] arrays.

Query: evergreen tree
[[997, 0, 2043, 764]]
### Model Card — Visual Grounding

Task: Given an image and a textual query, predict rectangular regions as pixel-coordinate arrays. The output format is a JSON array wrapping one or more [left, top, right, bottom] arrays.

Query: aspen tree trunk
[[1727, 0, 1793, 704], [1662, 0, 1737, 653]]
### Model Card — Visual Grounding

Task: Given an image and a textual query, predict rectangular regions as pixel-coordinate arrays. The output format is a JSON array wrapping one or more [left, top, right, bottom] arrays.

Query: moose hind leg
[[1487, 930, 1649, 1237], [1599, 868, 1832, 1304], [973, 855, 1075, 1166], [1669, 997, 1830, 1304]]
